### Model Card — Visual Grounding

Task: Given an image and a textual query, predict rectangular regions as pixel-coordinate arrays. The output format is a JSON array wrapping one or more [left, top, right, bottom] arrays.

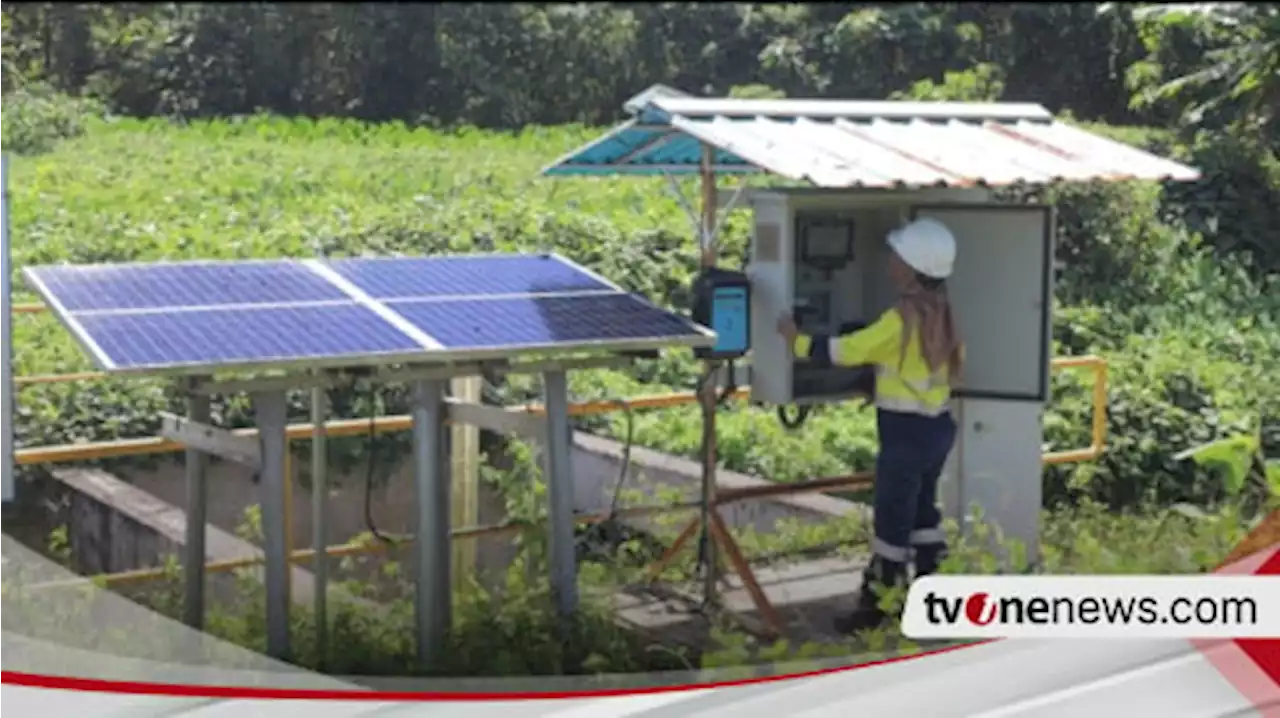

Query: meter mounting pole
[[697, 143, 720, 606]]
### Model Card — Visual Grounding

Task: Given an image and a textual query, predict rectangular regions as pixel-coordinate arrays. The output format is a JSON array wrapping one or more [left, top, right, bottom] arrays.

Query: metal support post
[[2, 156, 13, 506], [698, 364, 721, 604], [542, 370, 578, 618], [411, 379, 451, 667], [697, 143, 721, 605], [252, 390, 290, 659], [310, 387, 329, 667], [182, 386, 211, 629]]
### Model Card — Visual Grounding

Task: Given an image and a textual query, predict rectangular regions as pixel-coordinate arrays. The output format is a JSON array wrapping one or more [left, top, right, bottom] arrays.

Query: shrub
[[2, 82, 104, 155]]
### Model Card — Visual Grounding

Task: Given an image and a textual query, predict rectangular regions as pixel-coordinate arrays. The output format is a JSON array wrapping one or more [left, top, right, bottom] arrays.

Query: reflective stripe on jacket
[[792, 308, 957, 416]]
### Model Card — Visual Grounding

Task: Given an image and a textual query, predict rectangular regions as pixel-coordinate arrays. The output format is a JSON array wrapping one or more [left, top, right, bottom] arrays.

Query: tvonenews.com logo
[[923, 591, 1257, 627], [900, 576, 1280, 639]]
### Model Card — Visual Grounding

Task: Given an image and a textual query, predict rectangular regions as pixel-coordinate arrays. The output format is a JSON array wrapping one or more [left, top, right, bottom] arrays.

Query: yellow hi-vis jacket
[[793, 308, 958, 417]]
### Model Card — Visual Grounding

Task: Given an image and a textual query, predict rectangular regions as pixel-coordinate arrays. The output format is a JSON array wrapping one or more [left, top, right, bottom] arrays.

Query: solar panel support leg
[[182, 386, 211, 630], [310, 386, 329, 669], [253, 390, 291, 660], [411, 379, 451, 669], [542, 370, 579, 619]]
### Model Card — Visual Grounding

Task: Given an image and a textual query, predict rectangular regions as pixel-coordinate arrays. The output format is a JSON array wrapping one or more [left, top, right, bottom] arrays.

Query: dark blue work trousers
[[872, 409, 957, 573]]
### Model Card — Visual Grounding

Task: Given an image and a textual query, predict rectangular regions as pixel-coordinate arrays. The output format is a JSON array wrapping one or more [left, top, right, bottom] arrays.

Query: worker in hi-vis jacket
[[777, 217, 964, 633]]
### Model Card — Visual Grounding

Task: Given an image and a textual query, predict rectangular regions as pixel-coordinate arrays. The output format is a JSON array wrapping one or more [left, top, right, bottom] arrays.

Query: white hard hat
[[887, 218, 956, 279]]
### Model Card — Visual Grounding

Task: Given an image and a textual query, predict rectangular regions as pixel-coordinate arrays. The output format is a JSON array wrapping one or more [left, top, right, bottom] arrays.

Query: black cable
[[694, 360, 738, 407], [777, 404, 812, 430], [716, 358, 738, 407], [575, 396, 640, 563], [362, 382, 395, 545], [606, 398, 636, 517]]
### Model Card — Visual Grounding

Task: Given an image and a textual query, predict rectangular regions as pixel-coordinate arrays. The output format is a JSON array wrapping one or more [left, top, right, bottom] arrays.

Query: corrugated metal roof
[[542, 94, 1201, 188]]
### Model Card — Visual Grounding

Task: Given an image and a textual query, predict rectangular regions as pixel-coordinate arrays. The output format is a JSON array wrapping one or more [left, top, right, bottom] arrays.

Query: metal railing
[[11, 300, 1109, 632]]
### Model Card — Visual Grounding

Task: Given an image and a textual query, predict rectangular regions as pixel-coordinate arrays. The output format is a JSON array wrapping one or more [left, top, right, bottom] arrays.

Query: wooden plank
[[445, 399, 547, 441], [449, 376, 482, 590], [158, 413, 262, 470]]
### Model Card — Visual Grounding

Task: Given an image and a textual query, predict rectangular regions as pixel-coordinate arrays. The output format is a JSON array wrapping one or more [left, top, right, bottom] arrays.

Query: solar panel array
[[25, 254, 714, 375]]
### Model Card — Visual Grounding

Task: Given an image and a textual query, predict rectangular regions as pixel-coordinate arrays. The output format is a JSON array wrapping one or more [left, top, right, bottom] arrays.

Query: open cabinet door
[[910, 204, 1054, 403]]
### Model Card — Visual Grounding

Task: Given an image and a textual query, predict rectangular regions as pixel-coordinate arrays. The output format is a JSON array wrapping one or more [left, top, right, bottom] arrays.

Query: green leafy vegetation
[[2, 0, 1277, 678]]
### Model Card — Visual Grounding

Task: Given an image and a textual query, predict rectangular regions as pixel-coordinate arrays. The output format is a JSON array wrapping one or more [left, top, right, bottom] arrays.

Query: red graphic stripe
[[0, 640, 988, 701], [1193, 540, 1280, 712], [1236, 549, 1280, 686]]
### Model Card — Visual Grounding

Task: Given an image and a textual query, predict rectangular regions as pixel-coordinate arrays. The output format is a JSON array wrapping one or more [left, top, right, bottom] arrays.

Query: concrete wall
[[46, 431, 863, 586], [48, 466, 326, 607], [570, 433, 870, 533], [121, 450, 522, 590]]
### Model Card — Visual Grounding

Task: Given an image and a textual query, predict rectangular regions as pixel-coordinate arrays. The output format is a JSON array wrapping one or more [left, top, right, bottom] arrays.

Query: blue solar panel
[[28, 261, 347, 312], [329, 255, 613, 300], [30, 253, 712, 374], [390, 294, 705, 350], [74, 304, 424, 371]]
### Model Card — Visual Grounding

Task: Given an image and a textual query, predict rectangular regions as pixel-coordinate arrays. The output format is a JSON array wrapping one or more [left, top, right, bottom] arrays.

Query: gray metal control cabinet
[[746, 187, 1055, 559]]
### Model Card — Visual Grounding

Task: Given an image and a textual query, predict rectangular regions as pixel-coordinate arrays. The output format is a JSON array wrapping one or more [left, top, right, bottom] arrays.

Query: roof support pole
[[253, 390, 291, 659], [542, 369, 579, 621], [697, 144, 721, 607], [181, 382, 210, 630], [700, 144, 719, 263], [411, 378, 451, 669]]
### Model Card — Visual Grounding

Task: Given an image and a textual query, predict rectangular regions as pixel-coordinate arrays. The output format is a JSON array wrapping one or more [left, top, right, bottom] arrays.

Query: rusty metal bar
[[28, 498, 708, 592], [644, 515, 703, 583], [718, 473, 875, 503], [708, 510, 783, 636]]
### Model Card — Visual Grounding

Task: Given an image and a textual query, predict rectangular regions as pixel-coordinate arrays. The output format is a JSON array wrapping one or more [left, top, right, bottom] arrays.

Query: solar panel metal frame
[[23, 253, 716, 378]]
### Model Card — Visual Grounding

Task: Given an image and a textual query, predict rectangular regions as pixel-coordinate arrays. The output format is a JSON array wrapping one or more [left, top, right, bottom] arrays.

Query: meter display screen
[[799, 220, 855, 264], [710, 286, 749, 355]]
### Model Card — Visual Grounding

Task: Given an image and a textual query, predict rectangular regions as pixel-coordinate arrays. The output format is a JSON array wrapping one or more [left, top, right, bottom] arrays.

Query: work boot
[[834, 556, 905, 634], [913, 543, 948, 579]]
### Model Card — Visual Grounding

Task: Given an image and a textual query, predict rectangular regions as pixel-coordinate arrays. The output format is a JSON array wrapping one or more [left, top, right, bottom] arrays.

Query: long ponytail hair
[[896, 273, 963, 386]]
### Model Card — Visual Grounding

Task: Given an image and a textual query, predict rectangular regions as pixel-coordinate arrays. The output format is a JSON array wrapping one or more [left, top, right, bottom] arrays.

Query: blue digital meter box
[[691, 268, 751, 360], [711, 286, 749, 355]]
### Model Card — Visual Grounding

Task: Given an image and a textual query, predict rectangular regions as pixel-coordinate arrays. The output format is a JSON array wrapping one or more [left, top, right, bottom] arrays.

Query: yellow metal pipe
[[1050, 356, 1099, 370], [1041, 356, 1108, 465], [13, 303, 47, 314], [14, 357, 1097, 394], [16, 371, 108, 387], [14, 359, 1108, 468], [1091, 360, 1109, 452], [13, 391, 721, 466]]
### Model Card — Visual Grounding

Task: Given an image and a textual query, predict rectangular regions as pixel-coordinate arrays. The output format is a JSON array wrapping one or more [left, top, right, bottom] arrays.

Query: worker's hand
[[776, 314, 798, 345]]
